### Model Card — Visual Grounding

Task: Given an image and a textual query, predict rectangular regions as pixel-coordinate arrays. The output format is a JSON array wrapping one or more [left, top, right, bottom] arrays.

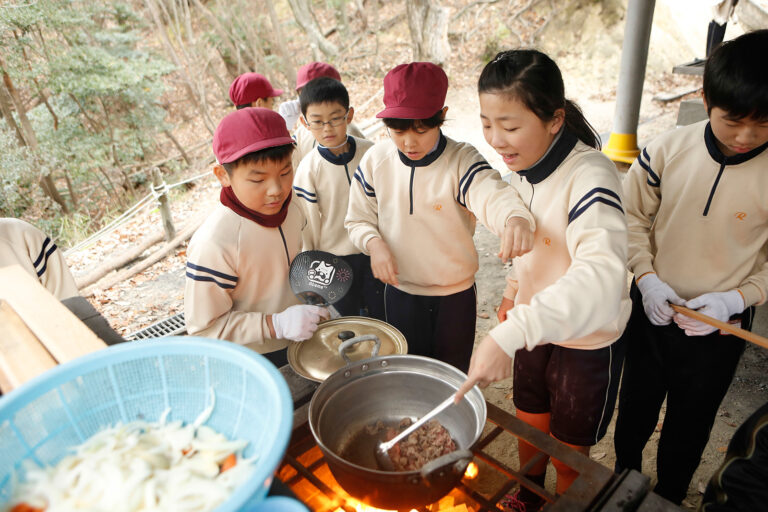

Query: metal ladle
[[375, 393, 457, 471]]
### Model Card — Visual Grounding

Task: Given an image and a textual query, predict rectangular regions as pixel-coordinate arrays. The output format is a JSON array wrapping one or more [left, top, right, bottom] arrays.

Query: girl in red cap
[[346, 62, 535, 374], [455, 50, 630, 510]]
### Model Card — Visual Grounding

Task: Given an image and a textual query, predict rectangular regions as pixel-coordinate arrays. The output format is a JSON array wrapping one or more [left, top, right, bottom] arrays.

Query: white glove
[[278, 99, 301, 131], [674, 290, 744, 336], [636, 273, 685, 326], [272, 305, 330, 342]]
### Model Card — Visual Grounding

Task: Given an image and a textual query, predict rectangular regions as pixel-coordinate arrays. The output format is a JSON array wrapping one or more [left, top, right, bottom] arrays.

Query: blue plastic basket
[[0, 337, 293, 511]]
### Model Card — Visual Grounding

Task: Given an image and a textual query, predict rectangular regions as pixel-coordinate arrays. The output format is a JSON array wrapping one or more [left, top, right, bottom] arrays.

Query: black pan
[[289, 251, 353, 315]]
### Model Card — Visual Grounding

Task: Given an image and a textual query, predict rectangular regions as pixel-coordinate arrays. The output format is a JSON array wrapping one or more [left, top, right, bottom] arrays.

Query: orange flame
[[464, 461, 479, 480], [333, 500, 418, 512]]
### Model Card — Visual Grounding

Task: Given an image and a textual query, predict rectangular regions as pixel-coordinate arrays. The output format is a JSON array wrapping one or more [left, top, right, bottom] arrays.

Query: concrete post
[[603, 0, 656, 164]]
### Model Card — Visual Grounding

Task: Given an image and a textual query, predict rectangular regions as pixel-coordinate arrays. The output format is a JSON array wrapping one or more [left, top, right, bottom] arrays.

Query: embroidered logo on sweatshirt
[[543, 237, 552, 246], [433, 203, 443, 211], [735, 212, 747, 220]]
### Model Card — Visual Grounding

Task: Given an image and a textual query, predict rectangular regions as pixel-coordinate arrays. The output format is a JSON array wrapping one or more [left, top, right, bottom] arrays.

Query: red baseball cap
[[229, 73, 283, 107], [376, 62, 448, 119], [213, 108, 294, 164], [295, 62, 341, 90]]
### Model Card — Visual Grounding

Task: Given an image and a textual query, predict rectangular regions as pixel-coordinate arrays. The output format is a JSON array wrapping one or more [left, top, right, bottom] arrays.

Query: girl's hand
[[497, 297, 514, 322], [454, 334, 512, 403], [367, 237, 399, 286], [499, 217, 534, 262]]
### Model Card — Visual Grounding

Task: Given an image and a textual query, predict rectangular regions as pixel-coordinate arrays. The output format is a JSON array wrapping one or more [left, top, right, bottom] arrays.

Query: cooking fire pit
[[277, 366, 682, 512]]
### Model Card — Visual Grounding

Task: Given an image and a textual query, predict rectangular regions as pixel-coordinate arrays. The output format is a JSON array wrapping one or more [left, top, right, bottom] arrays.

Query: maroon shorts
[[512, 336, 627, 446]]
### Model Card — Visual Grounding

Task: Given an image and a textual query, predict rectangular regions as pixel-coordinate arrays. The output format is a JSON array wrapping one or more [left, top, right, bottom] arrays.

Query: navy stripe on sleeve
[[36, 243, 58, 277], [457, 161, 492, 207], [638, 148, 660, 187], [293, 186, 316, 198], [186, 262, 238, 283], [295, 192, 318, 203], [185, 272, 236, 289], [33, 237, 52, 268], [568, 188, 624, 224], [353, 167, 376, 197]]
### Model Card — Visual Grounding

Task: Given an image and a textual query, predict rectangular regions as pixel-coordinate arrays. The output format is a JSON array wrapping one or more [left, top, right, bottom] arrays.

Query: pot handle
[[338, 334, 381, 364], [419, 450, 473, 485]]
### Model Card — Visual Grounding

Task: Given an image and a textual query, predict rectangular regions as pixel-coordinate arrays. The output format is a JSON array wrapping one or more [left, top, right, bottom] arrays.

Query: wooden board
[[0, 265, 106, 392]]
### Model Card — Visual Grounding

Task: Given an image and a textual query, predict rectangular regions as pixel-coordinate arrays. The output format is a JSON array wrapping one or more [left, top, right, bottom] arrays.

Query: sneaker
[[500, 489, 546, 512]]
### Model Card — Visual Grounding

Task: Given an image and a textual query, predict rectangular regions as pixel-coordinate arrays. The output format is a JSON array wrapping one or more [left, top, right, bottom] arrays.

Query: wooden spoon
[[671, 304, 768, 350]]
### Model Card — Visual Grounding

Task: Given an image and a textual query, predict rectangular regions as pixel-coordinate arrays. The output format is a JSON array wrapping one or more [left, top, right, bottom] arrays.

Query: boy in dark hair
[[229, 72, 283, 110], [292, 77, 383, 318], [614, 29, 768, 505], [345, 62, 535, 373], [185, 108, 329, 367]]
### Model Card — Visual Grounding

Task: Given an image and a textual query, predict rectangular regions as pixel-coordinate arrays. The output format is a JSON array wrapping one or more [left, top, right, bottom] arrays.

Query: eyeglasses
[[305, 111, 349, 130]]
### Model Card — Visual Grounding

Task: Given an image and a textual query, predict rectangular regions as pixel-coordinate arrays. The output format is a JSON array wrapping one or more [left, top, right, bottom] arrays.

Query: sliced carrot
[[220, 453, 237, 473], [181, 447, 191, 455], [10, 503, 45, 512]]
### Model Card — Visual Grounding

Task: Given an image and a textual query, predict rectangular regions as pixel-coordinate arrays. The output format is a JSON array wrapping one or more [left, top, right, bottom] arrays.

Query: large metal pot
[[308, 354, 486, 510]]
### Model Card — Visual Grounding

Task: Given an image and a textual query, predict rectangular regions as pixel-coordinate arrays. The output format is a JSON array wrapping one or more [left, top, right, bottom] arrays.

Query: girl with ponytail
[[455, 49, 631, 509]]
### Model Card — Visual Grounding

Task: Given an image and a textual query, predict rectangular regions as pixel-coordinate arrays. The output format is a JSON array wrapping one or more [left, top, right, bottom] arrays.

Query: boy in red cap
[[229, 72, 283, 110], [279, 61, 365, 167], [184, 107, 329, 366], [345, 62, 535, 372]]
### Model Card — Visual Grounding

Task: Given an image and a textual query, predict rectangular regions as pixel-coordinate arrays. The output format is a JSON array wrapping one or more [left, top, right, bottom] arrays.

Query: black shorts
[[513, 335, 627, 446]]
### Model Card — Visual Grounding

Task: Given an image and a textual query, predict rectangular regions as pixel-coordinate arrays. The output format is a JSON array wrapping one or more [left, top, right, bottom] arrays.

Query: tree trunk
[[0, 83, 25, 146], [267, 0, 296, 86], [0, 57, 70, 213], [14, 31, 59, 130], [405, 0, 450, 67], [286, 0, 339, 57], [62, 169, 79, 209], [143, 0, 216, 134], [163, 129, 191, 166]]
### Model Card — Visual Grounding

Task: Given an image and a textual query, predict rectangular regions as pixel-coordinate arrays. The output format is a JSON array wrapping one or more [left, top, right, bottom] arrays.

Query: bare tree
[[406, 0, 450, 67], [0, 56, 69, 213], [286, 0, 339, 58]]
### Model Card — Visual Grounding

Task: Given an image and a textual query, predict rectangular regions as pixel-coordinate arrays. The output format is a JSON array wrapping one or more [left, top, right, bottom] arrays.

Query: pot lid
[[288, 317, 407, 382]]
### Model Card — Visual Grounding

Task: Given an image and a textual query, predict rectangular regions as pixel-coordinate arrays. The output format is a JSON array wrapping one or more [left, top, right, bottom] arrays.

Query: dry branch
[[74, 231, 165, 290], [81, 213, 206, 297]]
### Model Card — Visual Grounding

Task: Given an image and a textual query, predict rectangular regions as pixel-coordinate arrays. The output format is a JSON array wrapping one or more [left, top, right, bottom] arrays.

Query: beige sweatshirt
[[184, 200, 304, 353], [624, 120, 768, 307], [292, 122, 366, 171], [293, 135, 374, 255], [345, 133, 535, 296], [0, 218, 78, 299], [489, 134, 631, 354]]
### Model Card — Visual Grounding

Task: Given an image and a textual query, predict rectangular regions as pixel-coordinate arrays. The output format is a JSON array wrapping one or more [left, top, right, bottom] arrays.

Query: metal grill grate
[[126, 313, 186, 340]]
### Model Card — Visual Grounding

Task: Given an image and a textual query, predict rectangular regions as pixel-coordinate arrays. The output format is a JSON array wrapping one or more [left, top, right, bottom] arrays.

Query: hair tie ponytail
[[563, 100, 601, 150]]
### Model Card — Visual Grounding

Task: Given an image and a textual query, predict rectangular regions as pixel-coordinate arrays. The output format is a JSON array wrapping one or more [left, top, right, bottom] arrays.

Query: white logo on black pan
[[307, 260, 335, 287]]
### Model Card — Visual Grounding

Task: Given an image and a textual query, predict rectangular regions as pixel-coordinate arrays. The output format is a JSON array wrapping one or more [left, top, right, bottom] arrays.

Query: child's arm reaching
[[457, 150, 535, 260]]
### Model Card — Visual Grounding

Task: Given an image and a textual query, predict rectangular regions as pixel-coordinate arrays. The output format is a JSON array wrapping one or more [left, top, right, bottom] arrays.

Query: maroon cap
[[213, 108, 294, 164], [376, 62, 448, 119], [229, 73, 283, 106], [295, 62, 341, 90]]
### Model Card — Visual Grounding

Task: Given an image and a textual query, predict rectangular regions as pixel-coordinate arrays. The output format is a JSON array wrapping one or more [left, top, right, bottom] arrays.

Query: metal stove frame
[[277, 367, 679, 512]]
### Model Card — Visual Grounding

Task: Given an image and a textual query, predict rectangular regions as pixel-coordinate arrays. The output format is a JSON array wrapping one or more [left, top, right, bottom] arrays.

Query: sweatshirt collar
[[704, 122, 768, 165], [397, 132, 448, 167], [518, 128, 578, 184], [318, 136, 356, 165]]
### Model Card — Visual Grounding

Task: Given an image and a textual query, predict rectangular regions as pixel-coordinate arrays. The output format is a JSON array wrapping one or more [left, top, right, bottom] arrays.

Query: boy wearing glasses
[[292, 77, 384, 318]]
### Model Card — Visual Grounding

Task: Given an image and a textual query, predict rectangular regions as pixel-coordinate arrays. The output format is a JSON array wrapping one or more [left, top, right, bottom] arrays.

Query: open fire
[[277, 444, 482, 511]]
